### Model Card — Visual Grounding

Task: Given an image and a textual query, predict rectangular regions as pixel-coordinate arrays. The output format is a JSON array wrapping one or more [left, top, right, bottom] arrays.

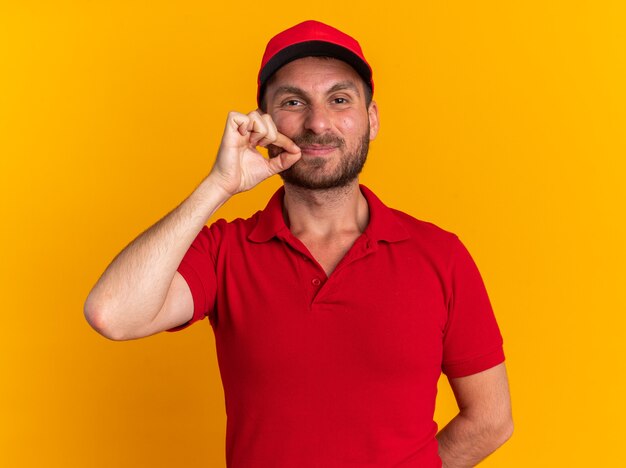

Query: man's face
[[265, 57, 379, 190]]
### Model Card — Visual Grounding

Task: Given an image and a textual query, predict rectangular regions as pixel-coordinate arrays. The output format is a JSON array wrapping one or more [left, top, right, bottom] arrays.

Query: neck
[[282, 180, 369, 238]]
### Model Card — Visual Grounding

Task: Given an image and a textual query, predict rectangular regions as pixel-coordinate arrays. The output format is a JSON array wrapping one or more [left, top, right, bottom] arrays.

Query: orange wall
[[1, 1, 625, 466]]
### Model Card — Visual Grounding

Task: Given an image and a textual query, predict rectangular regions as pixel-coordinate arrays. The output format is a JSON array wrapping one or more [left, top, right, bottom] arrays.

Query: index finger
[[272, 132, 300, 155]]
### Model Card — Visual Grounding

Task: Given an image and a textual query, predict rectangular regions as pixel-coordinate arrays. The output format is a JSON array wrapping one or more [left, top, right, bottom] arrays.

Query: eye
[[282, 99, 303, 107], [332, 97, 350, 105]]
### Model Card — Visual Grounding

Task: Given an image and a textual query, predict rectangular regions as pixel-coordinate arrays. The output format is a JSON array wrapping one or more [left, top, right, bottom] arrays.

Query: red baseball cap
[[257, 20, 374, 107]]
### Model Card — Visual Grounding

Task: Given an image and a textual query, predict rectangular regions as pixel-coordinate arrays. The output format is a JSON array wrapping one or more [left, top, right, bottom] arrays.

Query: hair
[[259, 56, 373, 112]]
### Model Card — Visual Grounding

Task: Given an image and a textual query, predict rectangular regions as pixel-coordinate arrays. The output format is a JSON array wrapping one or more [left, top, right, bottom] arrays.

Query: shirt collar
[[248, 184, 410, 244], [247, 186, 290, 243]]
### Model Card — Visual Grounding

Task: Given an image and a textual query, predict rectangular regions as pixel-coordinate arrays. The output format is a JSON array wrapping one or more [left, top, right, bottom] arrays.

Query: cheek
[[272, 113, 301, 136], [340, 117, 356, 131], [337, 110, 368, 133], [338, 115, 367, 144]]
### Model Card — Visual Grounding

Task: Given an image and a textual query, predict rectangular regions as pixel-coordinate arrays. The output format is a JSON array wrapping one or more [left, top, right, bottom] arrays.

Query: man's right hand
[[84, 110, 301, 340], [208, 110, 302, 196]]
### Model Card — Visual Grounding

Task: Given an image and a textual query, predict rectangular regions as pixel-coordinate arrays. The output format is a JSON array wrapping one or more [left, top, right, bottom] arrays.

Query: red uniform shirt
[[168, 185, 505, 467]]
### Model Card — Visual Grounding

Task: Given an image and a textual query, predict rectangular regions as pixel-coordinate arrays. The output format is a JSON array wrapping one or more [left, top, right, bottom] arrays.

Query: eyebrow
[[272, 80, 362, 100], [327, 81, 361, 97], [273, 85, 308, 99]]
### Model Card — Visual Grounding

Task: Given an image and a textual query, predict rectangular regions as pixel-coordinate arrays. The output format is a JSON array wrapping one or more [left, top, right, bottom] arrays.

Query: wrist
[[203, 172, 238, 200]]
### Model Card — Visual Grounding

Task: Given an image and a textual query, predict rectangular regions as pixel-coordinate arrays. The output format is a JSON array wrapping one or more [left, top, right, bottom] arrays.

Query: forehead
[[266, 56, 364, 96]]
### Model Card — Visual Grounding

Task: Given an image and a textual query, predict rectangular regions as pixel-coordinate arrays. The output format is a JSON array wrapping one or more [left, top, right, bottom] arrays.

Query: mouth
[[299, 145, 338, 156]]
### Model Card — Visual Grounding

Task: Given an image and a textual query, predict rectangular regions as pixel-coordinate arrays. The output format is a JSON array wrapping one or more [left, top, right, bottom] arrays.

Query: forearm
[[85, 109, 300, 339], [436, 410, 513, 467], [84, 174, 229, 336]]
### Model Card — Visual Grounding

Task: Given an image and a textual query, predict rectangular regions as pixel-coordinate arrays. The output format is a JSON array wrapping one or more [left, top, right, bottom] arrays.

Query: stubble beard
[[268, 128, 370, 190]]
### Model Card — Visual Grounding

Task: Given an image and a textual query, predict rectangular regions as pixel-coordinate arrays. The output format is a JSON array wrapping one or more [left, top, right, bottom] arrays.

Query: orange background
[[1, 1, 625, 466]]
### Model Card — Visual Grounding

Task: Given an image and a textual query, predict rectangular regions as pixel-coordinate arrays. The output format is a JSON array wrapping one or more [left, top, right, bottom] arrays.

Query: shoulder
[[388, 209, 489, 288], [186, 210, 264, 259], [361, 185, 465, 265], [207, 187, 285, 244], [382, 206, 479, 280], [203, 210, 263, 240], [390, 207, 461, 251]]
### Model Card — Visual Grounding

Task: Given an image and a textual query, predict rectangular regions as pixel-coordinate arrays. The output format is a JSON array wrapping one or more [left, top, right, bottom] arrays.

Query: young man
[[85, 20, 513, 468]]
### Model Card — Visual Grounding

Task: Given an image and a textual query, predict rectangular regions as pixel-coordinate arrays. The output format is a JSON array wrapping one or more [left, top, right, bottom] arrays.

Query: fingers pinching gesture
[[209, 110, 301, 196]]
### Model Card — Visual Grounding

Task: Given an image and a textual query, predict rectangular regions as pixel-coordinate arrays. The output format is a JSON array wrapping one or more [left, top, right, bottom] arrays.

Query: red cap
[[257, 20, 374, 106]]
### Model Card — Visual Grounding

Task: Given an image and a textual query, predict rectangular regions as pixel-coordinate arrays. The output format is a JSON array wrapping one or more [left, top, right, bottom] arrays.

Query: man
[[84, 20, 513, 467]]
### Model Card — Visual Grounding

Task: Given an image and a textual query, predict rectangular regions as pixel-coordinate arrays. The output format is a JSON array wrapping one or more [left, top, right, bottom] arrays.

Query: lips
[[299, 145, 338, 156]]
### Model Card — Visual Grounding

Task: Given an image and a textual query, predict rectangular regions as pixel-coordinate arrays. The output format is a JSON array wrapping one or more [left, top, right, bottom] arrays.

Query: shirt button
[[311, 278, 321, 286]]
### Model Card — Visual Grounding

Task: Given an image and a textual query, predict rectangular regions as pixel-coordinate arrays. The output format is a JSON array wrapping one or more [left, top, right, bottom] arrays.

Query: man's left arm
[[436, 362, 513, 467]]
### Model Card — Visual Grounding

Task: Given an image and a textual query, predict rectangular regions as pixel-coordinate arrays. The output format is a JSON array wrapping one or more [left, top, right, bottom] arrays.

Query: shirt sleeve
[[165, 222, 223, 332], [441, 236, 505, 378]]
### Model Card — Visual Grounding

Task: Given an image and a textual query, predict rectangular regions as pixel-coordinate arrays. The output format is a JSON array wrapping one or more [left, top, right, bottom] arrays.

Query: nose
[[303, 104, 331, 135]]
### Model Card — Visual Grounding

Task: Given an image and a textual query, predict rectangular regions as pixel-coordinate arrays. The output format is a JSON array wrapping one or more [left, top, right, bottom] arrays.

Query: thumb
[[267, 148, 302, 174]]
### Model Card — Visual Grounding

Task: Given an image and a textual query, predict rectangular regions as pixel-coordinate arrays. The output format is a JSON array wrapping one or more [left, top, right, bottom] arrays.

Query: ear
[[367, 100, 379, 141]]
